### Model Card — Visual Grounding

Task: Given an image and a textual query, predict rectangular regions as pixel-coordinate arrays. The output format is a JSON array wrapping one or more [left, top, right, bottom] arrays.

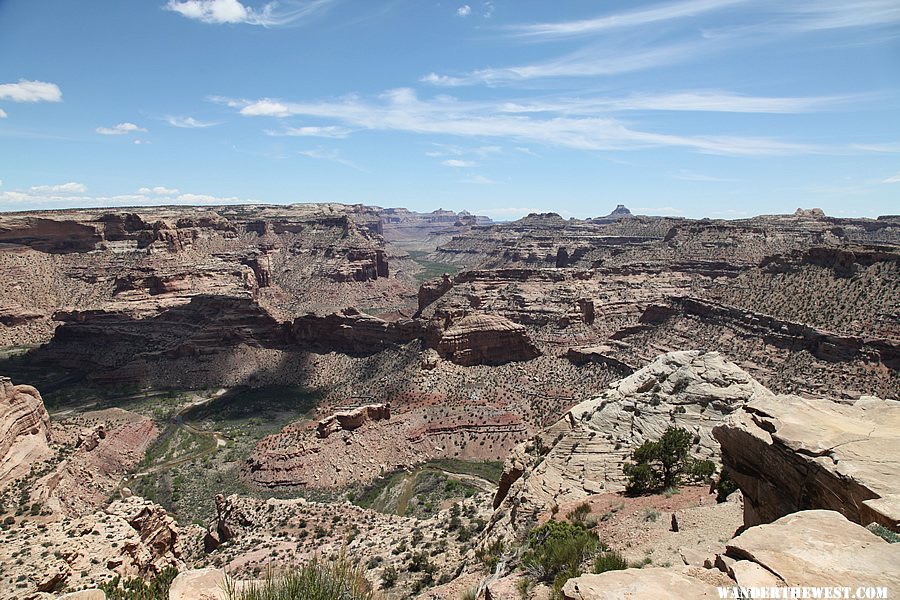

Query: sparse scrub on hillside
[[520, 520, 600, 599], [100, 566, 178, 600], [225, 554, 378, 600]]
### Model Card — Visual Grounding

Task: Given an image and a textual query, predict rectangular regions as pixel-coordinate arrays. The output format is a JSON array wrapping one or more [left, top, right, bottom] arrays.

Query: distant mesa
[[794, 207, 826, 217]]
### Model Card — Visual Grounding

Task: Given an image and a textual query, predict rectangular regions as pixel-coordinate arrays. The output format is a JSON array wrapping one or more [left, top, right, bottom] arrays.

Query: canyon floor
[[0, 203, 897, 599]]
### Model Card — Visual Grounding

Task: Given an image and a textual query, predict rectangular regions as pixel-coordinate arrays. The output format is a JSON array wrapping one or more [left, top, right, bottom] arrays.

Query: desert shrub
[[623, 428, 712, 495], [592, 551, 629, 574], [226, 554, 378, 600], [715, 468, 739, 502], [475, 537, 506, 571], [100, 566, 179, 600], [520, 520, 599, 596], [380, 565, 398, 589], [566, 502, 592, 523], [867, 523, 900, 544]]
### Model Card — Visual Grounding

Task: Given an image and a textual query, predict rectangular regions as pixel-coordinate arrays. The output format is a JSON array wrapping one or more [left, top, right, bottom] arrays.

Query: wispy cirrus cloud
[[883, 173, 900, 184], [165, 115, 219, 128], [298, 148, 365, 171], [265, 125, 353, 138], [442, 159, 476, 167], [97, 122, 147, 135], [507, 0, 745, 38], [164, 0, 336, 26], [422, 41, 701, 86], [217, 88, 845, 157], [0, 79, 62, 102], [0, 109, 6, 119], [461, 174, 497, 184]]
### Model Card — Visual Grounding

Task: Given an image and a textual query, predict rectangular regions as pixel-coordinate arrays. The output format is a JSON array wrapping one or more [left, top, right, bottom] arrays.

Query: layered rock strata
[[0, 377, 52, 488], [714, 394, 900, 530]]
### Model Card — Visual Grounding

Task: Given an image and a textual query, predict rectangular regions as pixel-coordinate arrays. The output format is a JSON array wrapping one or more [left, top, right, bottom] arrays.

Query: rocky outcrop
[[562, 567, 727, 599], [0, 496, 181, 599], [491, 351, 769, 536], [671, 296, 899, 370], [713, 394, 900, 531], [317, 403, 390, 438], [724, 510, 900, 589], [291, 308, 423, 355], [0, 377, 52, 489], [429, 313, 540, 366]]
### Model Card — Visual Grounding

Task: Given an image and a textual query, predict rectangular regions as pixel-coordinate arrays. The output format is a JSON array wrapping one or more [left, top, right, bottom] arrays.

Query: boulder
[[714, 394, 900, 530], [561, 567, 724, 599], [168, 568, 227, 600], [724, 510, 900, 588]]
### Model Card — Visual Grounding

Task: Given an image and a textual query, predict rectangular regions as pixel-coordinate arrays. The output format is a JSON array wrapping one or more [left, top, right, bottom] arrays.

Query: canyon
[[0, 202, 897, 598]]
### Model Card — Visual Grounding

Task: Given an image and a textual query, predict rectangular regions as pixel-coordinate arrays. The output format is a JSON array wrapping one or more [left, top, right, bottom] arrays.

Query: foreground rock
[[0, 496, 182, 599], [491, 351, 769, 536], [562, 567, 728, 599], [714, 394, 900, 530], [725, 510, 900, 588], [0, 376, 52, 489]]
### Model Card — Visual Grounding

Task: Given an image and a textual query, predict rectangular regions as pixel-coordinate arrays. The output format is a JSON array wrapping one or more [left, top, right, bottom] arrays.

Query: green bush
[[592, 551, 629, 574], [715, 468, 739, 502], [226, 554, 378, 600], [624, 428, 712, 495], [100, 567, 179, 600], [866, 523, 900, 544], [566, 502, 592, 523], [520, 520, 599, 596]]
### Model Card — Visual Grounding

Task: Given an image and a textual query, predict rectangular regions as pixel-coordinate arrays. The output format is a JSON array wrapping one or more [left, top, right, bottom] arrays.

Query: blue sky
[[0, 0, 898, 219]]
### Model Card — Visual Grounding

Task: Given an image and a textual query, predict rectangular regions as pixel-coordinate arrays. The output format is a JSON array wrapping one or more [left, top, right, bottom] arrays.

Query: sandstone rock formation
[[714, 394, 900, 530], [491, 351, 769, 535], [0, 377, 52, 489], [317, 403, 390, 438], [562, 567, 728, 599], [292, 308, 423, 355], [429, 313, 540, 366], [724, 510, 900, 589]]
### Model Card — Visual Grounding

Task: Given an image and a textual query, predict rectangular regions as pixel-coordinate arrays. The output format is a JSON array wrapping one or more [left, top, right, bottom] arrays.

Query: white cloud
[[0, 79, 62, 103], [457, 5, 471, 17], [265, 125, 352, 138], [138, 186, 180, 195], [422, 41, 703, 86], [218, 89, 839, 157], [0, 186, 252, 209], [883, 173, 900, 184], [298, 148, 365, 171], [442, 159, 476, 167], [240, 99, 293, 117], [461, 174, 497, 184], [29, 182, 87, 194], [508, 0, 744, 38], [165, 115, 218, 128], [96, 122, 147, 135], [165, 0, 335, 26]]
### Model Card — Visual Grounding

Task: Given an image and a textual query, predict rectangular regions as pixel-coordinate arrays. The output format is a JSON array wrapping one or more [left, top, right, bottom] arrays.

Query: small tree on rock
[[623, 427, 710, 495]]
